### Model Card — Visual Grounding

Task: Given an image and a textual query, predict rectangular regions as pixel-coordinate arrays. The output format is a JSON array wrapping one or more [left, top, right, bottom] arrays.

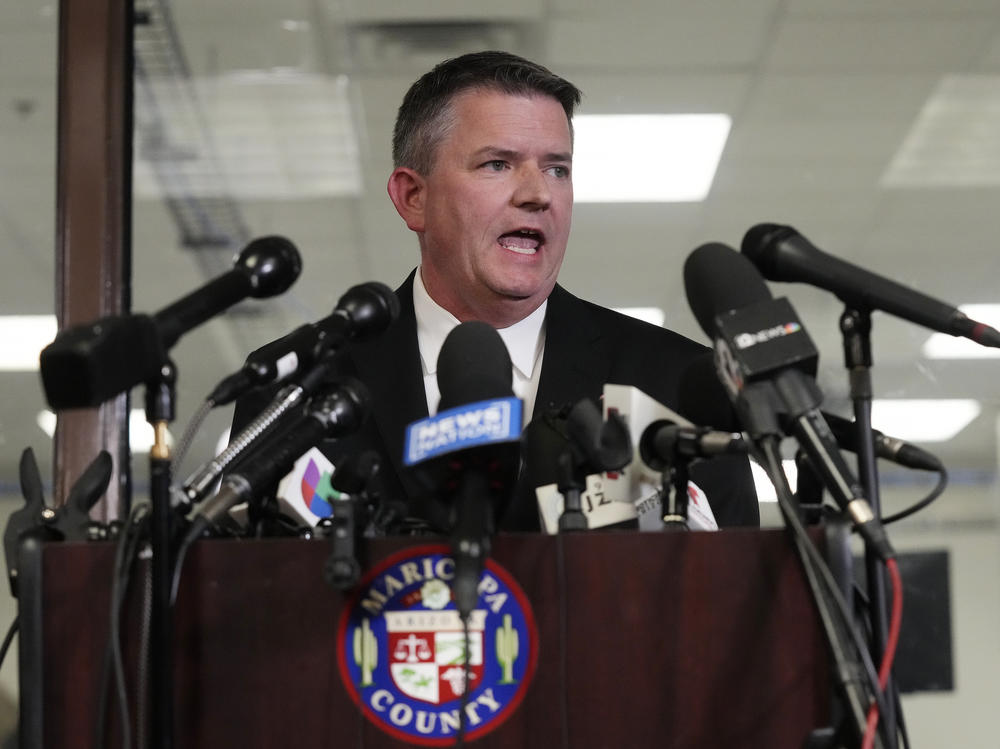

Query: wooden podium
[[30, 528, 836, 748]]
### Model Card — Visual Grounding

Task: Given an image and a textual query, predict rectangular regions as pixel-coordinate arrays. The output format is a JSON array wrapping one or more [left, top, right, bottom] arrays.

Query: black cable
[[110, 508, 144, 749], [892, 677, 911, 749], [95, 633, 114, 749], [757, 439, 889, 746], [881, 467, 948, 525], [764, 445, 888, 710], [453, 612, 473, 748], [170, 531, 193, 607], [99, 503, 150, 749], [850, 557, 911, 749], [136, 557, 153, 749], [556, 533, 570, 749], [0, 617, 18, 670]]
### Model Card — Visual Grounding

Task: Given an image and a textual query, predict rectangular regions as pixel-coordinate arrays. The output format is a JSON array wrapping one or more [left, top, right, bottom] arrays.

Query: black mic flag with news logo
[[684, 241, 818, 408]]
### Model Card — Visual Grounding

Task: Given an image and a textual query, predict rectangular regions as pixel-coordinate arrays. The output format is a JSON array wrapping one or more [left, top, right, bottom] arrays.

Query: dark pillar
[[53, 0, 133, 518]]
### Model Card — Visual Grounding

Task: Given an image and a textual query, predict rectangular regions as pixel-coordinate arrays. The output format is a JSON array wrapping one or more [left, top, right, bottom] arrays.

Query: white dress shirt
[[412, 267, 546, 420]]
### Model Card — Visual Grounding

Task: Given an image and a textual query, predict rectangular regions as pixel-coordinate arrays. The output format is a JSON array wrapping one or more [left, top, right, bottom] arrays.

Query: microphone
[[639, 422, 746, 471], [679, 351, 942, 473], [321, 453, 384, 591], [40, 236, 302, 409], [742, 223, 1000, 347], [684, 243, 893, 559], [207, 281, 400, 406], [683, 242, 816, 440], [182, 282, 400, 504], [153, 235, 302, 348], [638, 412, 940, 474], [823, 412, 942, 473], [639, 351, 750, 470], [403, 321, 521, 620], [184, 378, 370, 541], [553, 399, 631, 531]]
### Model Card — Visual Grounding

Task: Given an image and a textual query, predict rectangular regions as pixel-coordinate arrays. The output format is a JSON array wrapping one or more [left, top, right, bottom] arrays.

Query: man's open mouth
[[498, 229, 544, 255]]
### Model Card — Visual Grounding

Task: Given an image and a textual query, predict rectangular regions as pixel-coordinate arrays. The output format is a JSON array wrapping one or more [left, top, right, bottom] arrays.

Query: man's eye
[[483, 160, 507, 171], [548, 165, 570, 178]]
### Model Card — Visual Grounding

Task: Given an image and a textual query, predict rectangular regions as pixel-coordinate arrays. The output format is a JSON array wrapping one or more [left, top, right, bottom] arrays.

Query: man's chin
[[491, 281, 553, 304]]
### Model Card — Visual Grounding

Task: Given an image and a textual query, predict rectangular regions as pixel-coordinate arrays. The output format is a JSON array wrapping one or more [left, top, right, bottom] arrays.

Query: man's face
[[413, 90, 574, 324]]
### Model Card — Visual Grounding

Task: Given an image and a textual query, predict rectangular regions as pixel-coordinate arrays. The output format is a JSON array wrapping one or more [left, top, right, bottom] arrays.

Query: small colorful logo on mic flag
[[275, 446, 337, 524]]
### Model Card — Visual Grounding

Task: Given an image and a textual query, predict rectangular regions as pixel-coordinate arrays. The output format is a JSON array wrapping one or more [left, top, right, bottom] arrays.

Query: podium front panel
[[37, 529, 831, 748]]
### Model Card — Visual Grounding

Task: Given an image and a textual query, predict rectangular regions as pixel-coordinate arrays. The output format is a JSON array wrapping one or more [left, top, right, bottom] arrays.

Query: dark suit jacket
[[303, 271, 759, 531]]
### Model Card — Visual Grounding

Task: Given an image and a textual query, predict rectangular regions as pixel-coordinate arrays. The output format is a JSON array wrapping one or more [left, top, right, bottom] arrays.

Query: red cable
[[861, 558, 904, 749]]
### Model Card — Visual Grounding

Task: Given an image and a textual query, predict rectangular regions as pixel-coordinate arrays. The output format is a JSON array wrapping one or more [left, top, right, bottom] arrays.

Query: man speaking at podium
[[242, 51, 759, 531]]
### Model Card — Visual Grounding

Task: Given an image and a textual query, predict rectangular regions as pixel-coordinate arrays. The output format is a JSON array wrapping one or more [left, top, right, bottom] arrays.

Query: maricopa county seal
[[336, 545, 538, 745]]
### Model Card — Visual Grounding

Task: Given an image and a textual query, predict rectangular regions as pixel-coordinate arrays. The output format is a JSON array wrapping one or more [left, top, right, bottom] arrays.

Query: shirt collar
[[413, 266, 547, 380]]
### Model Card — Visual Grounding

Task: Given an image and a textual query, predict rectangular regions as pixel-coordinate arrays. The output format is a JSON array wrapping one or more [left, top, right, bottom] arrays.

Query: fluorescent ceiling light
[[37, 409, 173, 454], [883, 75, 1000, 188], [0, 315, 57, 371], [573, 114, 731, 203], [134, 71, 361, 200], [612, 307, 665, 327], [871, 399, 980, 442], [922, 304, 1000, 358]]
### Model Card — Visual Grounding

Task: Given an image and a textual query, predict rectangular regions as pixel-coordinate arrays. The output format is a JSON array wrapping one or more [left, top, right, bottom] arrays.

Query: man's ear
[[387, 167, 426, 233]]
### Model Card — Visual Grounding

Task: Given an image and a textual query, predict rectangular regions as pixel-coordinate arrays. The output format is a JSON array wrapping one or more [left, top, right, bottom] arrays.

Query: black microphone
[[563, 399, 632, 474], [328, 450, 405, 534], [742, 223, 1000, 347], [184, 378, 369, 541], [554, 398, 631, 531], [684, 243, 893, 559], [153, 236, 302, 348], [823, 412, 942, 473], [679, 350, 941, 472], [683, 242, 816, 440], [208, 281, 400, 406], [322, 453, 384, 591], [182, 282, 400, 503], [39, 236, 302, 409], [639, 351, 750, 469], [405, 321, 521, 620], [638, 410, 941, 474], [639, 422, 746, 472]]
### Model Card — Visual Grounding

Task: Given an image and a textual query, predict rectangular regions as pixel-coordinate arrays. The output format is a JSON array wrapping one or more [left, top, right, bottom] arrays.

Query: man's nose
[[512, 166, 551, 210]]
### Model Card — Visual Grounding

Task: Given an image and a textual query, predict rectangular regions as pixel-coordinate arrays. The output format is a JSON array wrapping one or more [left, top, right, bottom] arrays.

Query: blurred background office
[[2, 0, 999, 745]]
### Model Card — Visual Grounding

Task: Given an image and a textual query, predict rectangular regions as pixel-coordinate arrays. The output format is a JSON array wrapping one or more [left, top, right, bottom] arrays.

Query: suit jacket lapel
[[534, 284, 614, 414], [348, 270, 428, 492]]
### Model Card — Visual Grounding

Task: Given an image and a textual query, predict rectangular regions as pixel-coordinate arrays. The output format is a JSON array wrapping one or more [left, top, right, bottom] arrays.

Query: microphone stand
[[145, 359, 177, 749], [839, 307, 897, 749], [555, 449, 588, 532], [662, 459, 690, 531]]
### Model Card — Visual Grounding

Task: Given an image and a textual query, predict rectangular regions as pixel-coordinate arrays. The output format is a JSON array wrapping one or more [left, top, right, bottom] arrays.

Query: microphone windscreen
[[330, 450, 381, 494], [520, 407, 570, 490], [683, 242, 773, 337], [236, 235, 303, 298], [739, 223, 794, 270], [436, 321, 513, 410], [336, 282, 401, 337]]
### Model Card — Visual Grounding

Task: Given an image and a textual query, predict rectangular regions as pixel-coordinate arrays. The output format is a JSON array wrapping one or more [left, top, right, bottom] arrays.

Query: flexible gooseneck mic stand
[[839, 306, 898, 749]]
